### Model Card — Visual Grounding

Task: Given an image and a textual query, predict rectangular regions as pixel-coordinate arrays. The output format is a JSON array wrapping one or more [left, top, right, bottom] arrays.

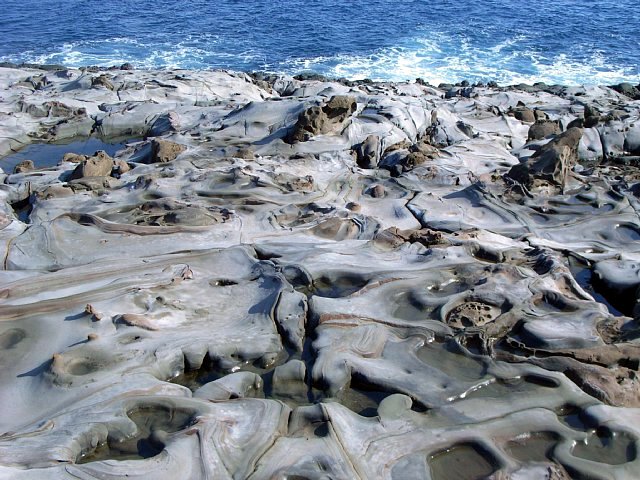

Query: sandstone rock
[[402, 141, 439, 171], [68, 176, 119, 192], [235, 146, 255, 159], [286, 95, 356, 143], [509, 127, 583, 187], [528, 120, 561, 140], [62, 152, 88, 163], [534, 109, 549, 121], [288, 105, 325, 143], [13, 160, 34, 173], [70, 150, 113, 179], [2, 67, 640, 480], [599, 119, 626, 159], [369, 184, 385, 198], [113, 159, 131, 175], [150, 138, 187, 163], [91, 74, 114, 90], [36, 184, 74, 199], [583, 104, 601, 128], [322, 95, 357, 120], [346, 201, 361, 212], [510, 105, 536, 123]]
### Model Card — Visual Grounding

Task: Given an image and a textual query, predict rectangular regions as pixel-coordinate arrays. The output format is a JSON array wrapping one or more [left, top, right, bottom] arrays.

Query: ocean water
[[1, 0, 638, 86]]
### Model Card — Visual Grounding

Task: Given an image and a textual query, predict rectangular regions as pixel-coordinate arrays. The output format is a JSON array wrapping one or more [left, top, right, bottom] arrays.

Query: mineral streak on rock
[[0, 66, 640, 479]]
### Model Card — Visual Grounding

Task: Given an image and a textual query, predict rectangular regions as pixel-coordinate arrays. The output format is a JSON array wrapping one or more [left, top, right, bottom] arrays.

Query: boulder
[[528, 120, 561, 140], [322, 95, 357, 120], [583, 104, 601, 128], [508, 127, 583, 187], [404, 140, 439, 170], [534, 109, 549, 121], [70, 151, 113, 179], [235, 146, 255, 160], [150, 138, 187, 163], [356, 135, 381, 169], [286, 95, 357, 143], [91, 74, 114, 91], [13, 160, 34, 174], [62, 153, 88, 163], [610, 83, 640, 100], [113, 159, 131, 175], [369, 184, 386, 198], [510, 105, 536, 123], [287, 105, 325, 143]]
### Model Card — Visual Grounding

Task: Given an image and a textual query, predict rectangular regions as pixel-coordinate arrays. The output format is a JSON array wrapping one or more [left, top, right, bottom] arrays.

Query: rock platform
[[0, 65, 639, 479]]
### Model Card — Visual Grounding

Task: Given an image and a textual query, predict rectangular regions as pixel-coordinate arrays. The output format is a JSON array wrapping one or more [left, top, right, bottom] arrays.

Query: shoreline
[[0, 63, 639, 478], [3, 60, 640, 94]]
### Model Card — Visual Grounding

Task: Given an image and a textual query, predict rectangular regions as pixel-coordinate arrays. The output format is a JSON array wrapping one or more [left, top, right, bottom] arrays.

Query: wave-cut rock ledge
[[0, 65, 640, 480]]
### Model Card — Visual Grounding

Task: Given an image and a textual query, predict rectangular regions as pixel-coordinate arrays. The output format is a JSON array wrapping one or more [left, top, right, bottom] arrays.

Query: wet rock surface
[[1, 66, 640, 479]]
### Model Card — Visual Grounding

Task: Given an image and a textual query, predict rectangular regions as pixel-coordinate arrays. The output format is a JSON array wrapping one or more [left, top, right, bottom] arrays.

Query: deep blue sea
[[1, 0, 638, 85]]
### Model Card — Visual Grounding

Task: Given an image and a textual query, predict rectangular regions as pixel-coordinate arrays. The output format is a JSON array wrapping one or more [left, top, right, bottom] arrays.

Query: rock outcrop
[[149, 138, 187, 163], [69, 150, 113, 179], [509, 127, 583, 187], [286, 95, 357, 143]]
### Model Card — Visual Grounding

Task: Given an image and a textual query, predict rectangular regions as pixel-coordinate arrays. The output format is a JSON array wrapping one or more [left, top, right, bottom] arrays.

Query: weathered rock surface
[[286, 95, 357, 143], [1, 66, 640, 480], [69, 150, 113, 179], [509, 127, 583, 188], [149, 138, 187, 163], [528, 120, 562, 140]]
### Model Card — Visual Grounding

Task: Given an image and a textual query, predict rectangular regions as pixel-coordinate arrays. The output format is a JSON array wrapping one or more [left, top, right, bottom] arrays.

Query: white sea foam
[[2, 32, 638, 87], [280, 32, 640, 86]]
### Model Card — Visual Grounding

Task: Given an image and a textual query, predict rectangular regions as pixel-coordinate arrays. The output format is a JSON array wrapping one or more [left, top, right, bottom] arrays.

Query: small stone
[[91, 74, 114, 91], [370, 184, 385, 198], [235, 147, 254, 159], [346, 202, 361, 212], [113, 159, 130, 175]]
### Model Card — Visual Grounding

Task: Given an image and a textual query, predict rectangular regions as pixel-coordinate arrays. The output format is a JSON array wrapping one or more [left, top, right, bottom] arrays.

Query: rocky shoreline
[[0, 64, 639, 479]]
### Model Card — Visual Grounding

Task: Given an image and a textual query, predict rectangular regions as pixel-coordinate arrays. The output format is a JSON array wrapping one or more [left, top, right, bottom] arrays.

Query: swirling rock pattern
[[0, 65, 640, 479]]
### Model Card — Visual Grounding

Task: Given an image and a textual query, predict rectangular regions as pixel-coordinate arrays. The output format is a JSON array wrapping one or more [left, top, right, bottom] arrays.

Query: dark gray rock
[[610, 83, 640, 100], [149, 111, 180, 137]]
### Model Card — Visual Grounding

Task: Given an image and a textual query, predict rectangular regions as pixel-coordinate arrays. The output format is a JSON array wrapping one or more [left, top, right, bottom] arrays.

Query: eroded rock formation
[[0, 66, 639, 479]]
